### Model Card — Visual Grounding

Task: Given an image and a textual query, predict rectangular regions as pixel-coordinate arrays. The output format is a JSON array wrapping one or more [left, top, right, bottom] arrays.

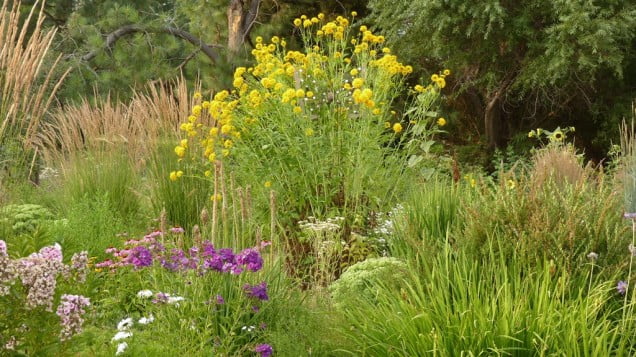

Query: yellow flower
[[295, 89, 305, 98], [305, 128, 314, 136], [318, 13, 325, 20], [506, 179, 516, 190], [210, 194, 222, 201], [303, 19, 312, 28], [169, 171, 178, 181], [352, 78, 364, 88], [392, 122, 403, 133], [174, 146, 186, 158], [293, 106, 302, 114], [176, 170, 183, 178], [271, 36, 280, 44], [414, 85, 425, 93], [193, 92, 202, 100], [205, 170, 212, 177], [351, 11, 358, 17], [550, 129, 564, 142], [223, 139, 233, 148], [443, 69, 451, 76], [372, 108, 381, 115], [528, 130, 535, 138], [437, 117, 446, 126], [359, 25, 367, 32], [222, 149, 230, 157], [179, 139, 188, 148], [306, 91, 314, 98], [350, 68, 359, 76], [293, 18, 301, 27], [264, 181, 272, 188], [384, 121, 391, 128]]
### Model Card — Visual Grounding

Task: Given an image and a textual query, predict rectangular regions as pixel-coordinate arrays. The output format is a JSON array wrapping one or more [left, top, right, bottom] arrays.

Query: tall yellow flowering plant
[[173, 12, 447, 239]]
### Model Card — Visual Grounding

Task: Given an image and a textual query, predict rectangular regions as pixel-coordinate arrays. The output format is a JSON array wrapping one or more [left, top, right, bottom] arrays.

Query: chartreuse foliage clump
[[328, 257, 407, 309], [0, 204, 54, 234], [171, 12, 449, 233]]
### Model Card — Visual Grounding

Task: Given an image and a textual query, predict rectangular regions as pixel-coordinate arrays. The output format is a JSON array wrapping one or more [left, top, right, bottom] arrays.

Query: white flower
[[136, 290, 153, 298], [117, 317, 134, 331], [167, 296, 185, 305], [116, 342, 128, 355], [138, 315, 155, 325], [112, 331, 133, 342]]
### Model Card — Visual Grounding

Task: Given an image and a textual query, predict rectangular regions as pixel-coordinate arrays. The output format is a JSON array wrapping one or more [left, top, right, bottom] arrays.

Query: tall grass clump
[[334, 244, 631, 356], [461, 143, 627, 274], [57, 150, 141, 223], [0, 0, 68, 183], [390, 178, 463, 261]]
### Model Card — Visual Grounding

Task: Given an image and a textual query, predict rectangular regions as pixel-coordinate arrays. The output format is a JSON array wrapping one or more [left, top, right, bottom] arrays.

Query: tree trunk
[[227, 0, 261, 55], [484, 94, 502, 149]]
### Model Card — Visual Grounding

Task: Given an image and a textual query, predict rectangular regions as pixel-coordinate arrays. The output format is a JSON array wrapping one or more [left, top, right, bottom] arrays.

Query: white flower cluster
[[298, 216, 344, 233], [111, 290, 160, 355]]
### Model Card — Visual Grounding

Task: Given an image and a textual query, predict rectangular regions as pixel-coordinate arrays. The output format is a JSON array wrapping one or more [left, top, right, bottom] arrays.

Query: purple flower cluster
[[243, 282, 269, 301], [96, 230, 265, 277], [255, 343, 273, 357], [56, 294, 90, 341], [130, 246, 153, 268]]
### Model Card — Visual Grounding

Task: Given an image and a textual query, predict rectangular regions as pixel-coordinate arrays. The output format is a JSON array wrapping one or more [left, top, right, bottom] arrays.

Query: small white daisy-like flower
[[138, 315, 155, 325], [117, 317, 134, 331], [136, 290, 153, 298], [116, 342, 128, 355], [167, 296, 185, 305], [112, 331, 133, 342]]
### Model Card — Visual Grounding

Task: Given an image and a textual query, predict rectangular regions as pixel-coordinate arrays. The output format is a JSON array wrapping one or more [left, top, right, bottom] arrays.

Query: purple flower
[[218, 249, 236, 264], [170, 227, 185, 234], [244, 282, 268, 301], [237, 248, 263, 272], [153, 292, 169, 304], [254, 343, 273, 357], [215, 294, 225, 305], [130, 246, 153, 268], [200, 241, 216, 258], [618, 280, 628, 295], [203, 255, 224, 272], [0, 240, 7, 256]]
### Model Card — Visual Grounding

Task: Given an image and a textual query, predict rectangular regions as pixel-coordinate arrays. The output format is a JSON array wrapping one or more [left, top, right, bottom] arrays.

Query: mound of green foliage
[[329, 257, 407, 309], [0, 204, 54, 234]]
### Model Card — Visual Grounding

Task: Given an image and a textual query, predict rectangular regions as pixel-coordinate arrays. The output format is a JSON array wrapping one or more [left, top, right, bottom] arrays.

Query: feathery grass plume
[[529, 144, 589, 193], [0, 0, 69, 183], [38, 75, 197, 165]]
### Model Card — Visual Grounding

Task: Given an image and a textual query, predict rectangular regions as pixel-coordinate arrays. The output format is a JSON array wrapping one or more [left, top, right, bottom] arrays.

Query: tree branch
[[78, 24, 221, 63]]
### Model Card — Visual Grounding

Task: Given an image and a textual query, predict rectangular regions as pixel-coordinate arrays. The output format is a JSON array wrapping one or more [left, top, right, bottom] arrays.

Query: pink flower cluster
[[56, 294, 91, 341], [0, 240, 89, 311]]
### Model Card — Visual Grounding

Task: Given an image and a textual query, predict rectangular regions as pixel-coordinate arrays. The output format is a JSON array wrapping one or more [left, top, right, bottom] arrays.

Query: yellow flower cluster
[[173, 12, 448, 174]]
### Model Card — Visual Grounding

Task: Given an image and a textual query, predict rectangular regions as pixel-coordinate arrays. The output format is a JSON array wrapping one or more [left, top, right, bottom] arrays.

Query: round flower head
[[617, 280, 628, 295]]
